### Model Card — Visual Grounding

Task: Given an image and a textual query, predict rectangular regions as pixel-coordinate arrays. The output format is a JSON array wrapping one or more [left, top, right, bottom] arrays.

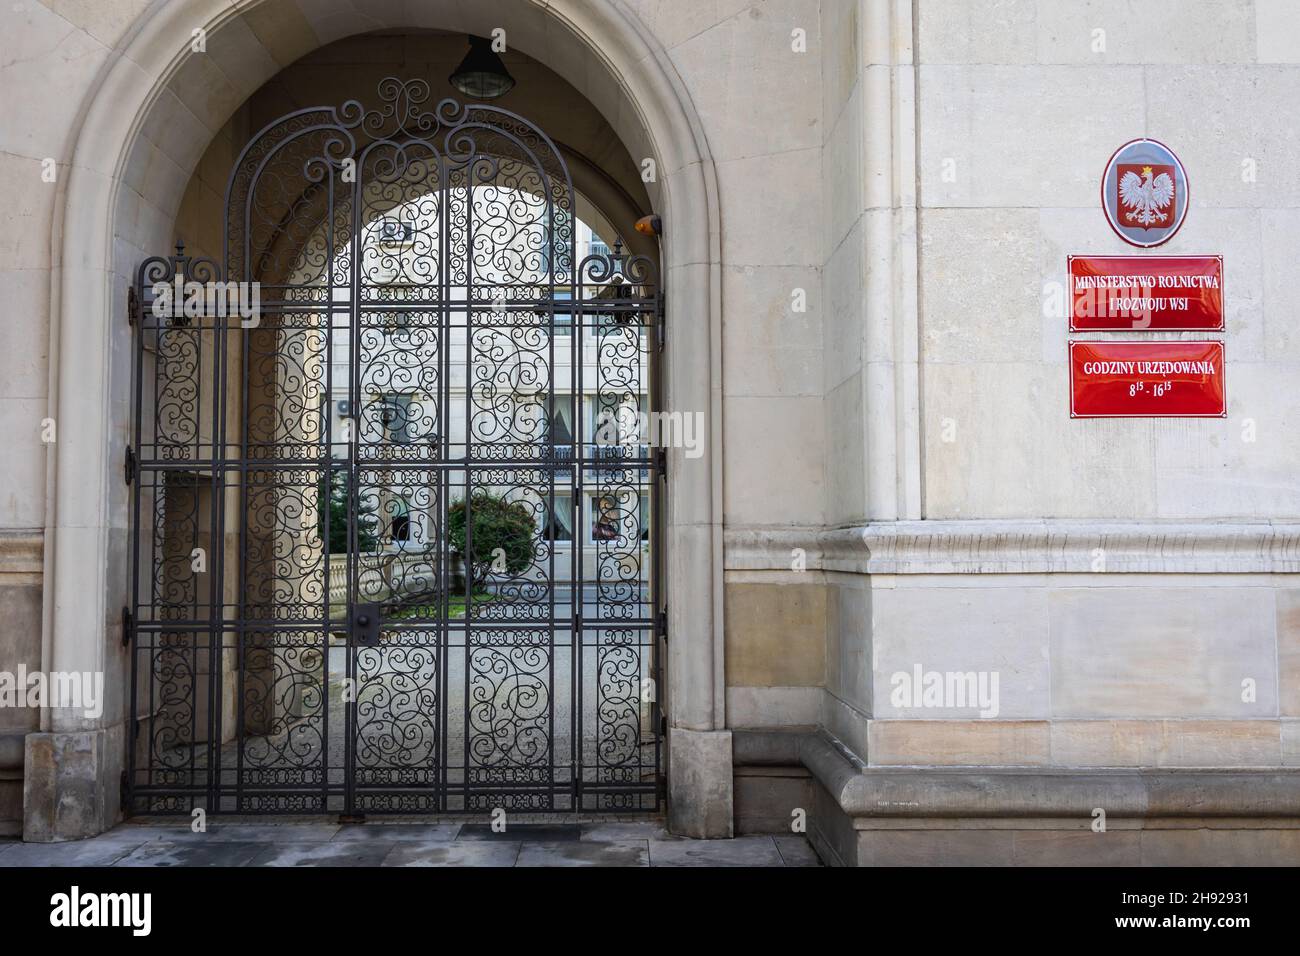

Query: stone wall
[[4, 0, 1300, 844], [917, 0, 1300, 520], [731, 1, 1300, 825]]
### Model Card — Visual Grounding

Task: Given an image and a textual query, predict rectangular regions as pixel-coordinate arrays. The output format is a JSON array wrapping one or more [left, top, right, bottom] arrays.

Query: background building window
[[379, 393, 416, 445], [591, 494, 620, 541], [544, 493, 573, 542], [390, 499, 411, 544], [378, 217, 413, 244]]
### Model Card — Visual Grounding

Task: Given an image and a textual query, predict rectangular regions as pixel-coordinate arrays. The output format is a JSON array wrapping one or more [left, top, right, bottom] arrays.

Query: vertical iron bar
[[126, 265, 145, 814], [345, 146, 363, 817]]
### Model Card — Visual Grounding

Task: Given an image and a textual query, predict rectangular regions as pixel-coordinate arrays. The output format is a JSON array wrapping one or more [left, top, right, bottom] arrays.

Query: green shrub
[[447, 493, 536, 588]]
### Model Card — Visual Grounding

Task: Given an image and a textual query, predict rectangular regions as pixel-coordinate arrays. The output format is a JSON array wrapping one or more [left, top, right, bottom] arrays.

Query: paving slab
[[113, 841, 265, 867], [457, 823, 581, 842], [204, 824, 342, 842], [579, 822, 671, 841], [0, 820, 814, 867], [516, 839, 649, 867], [648, 835, 785, 867], [93, 825, 193, 844], [0, 839, 145, 867], [333, 823, 461, 842], [774, 835, 822, 867], [248, 841, 397, 866], [382, 842, 522, 866]]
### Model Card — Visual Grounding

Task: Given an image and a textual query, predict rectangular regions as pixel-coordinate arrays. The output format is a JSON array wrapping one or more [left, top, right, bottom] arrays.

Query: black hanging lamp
[[449, 35, 516, 99]]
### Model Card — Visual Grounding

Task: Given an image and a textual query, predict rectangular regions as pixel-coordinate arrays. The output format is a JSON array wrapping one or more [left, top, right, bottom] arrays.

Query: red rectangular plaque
[[1070, 341, 1225, 418], [1069, 255, 1223, 331]]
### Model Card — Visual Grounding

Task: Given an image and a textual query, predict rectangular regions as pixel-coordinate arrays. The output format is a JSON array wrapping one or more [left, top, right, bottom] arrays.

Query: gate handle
[[353, 603, 381, 646]]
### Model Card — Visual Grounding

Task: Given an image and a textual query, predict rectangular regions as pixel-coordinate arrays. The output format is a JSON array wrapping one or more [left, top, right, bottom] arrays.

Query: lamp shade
[[449, 36, 516, 99]]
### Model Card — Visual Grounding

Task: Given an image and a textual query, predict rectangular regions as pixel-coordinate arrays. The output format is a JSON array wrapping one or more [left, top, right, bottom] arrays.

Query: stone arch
[[36, 0, 727, 840]]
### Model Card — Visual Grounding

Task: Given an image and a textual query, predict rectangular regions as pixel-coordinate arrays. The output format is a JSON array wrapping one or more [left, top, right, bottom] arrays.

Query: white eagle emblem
[[1118, 164, 1175, 227]]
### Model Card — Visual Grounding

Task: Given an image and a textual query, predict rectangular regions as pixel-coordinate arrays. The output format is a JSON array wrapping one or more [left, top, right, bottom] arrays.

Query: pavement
[[0, 820, 821, 867]]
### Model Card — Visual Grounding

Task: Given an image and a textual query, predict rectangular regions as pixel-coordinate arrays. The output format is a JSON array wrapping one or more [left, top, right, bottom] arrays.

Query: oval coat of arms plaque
[[1101, 138, 1189, 248]]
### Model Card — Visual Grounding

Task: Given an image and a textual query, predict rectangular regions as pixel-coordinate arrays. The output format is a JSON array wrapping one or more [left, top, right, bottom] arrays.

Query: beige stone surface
[[1139, 827, 1300, 866], [924, 361, 1165, 520], [734, 768, 813, 835], [824, 575, 871, 714], [1050, 720, 1282, 767], [1009, 829, 1141, 866], [1280, 591, 1300, 717], [867, 719, 1052, 766], [1258, 0, 1300, 62], [722, 396, 825, 526], [858, 827, 1016, 866], [0, 398, 48, 528], [0, 3, 110, 159], [41, 0, 153, 47], [0, 269, 49, 399], [1049, 587, 1278, 718], [243, 0, 323, 67], [822, 217, 865, 390], [822, 376, 866, 525], [726, 686, 822, 727], [721, 264, 823, 398], [917, 64, 1146, 210], [1147, 65, 1300, 208], [920, 208, 1041, 364], [1283, 720, 1300, 766], [668, 0, 821, 161], [871, 585, 1050, 719], [1154, 363, 1300, 519], [1036, 0, 1255, 65], [626, 0, 752, 52], [0, 152, 59, 272], [1262, 210, 1300, 361], [717, 147, 823, 268], [0, 582, 42, 734], [724, 580, 827, 687], [820, 80, 863, 254], [915, 0, 1036, 65]]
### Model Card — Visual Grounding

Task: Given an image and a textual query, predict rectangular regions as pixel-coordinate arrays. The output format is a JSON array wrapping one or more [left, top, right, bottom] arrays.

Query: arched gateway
[[125, 79, 663, 815]]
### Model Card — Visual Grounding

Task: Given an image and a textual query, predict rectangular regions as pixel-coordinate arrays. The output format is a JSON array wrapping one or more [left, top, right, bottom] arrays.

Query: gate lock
[[352, 603, 381, 646]]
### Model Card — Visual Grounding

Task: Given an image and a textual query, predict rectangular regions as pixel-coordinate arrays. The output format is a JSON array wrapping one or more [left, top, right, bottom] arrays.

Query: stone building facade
[[2, 0, 1299, 865]]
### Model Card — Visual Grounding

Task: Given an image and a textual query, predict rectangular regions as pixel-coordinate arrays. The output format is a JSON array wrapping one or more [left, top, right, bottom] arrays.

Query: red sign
[[1069, 256, 1223, 331], [1070, 341, 1225, 418]]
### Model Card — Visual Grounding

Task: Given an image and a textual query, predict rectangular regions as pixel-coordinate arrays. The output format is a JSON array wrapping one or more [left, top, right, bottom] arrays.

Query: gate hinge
[[655, 447, 667, 480], [656, 606, 667, 642], [124, 445, 136, 485], [121, 606, 133, 647], [660, 716, 668, 739], [126, 285, 138, 327]]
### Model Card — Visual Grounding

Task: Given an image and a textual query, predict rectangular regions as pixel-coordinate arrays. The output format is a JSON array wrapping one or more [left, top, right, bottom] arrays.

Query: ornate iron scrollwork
[[126, 79, 663, 816]]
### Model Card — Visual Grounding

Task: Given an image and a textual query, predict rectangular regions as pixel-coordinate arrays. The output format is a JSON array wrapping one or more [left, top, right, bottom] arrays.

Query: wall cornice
[[725, 520, 1300, 575]]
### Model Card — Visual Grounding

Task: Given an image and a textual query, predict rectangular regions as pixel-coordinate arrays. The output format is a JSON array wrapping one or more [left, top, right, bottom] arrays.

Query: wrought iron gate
[[125, 79, 663, 815]]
